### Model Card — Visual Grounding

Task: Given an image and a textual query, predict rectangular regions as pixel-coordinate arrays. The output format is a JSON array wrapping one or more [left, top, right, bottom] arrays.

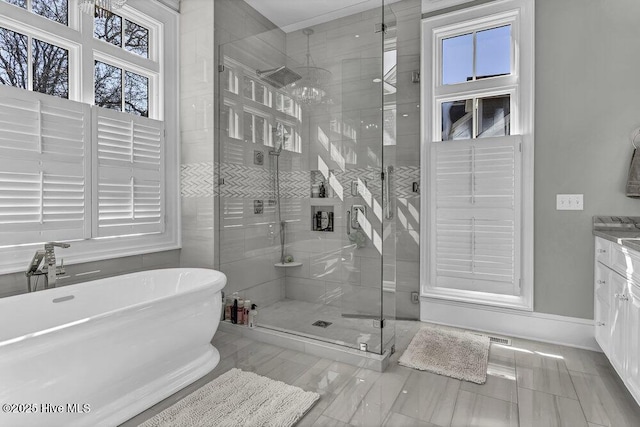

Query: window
[[2, 0, 68, 26], [0, 1, 179, 274], [0, 27, 27, 90], [0, 26, 69, 98], [94, 8, 149, 58], [441, 94, 510, 140], [421, 0, 534, 310], [92, 8, 154, 117], [94, 61, 149, 117], [442, 25, 511, 85]]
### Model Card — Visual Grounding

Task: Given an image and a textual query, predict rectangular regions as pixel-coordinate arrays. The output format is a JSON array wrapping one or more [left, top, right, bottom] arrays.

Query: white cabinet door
[[625, 283, 640, 401], [594, 262, 610, 352], [595, 294, 610, 353], [608, 272, 628, 376]]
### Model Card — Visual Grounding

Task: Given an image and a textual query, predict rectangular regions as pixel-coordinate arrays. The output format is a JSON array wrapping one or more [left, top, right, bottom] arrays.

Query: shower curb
[[218, 322, 390, 372]]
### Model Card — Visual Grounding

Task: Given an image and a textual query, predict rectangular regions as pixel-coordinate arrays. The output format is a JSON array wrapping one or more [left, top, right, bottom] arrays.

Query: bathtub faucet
[[26, 242, 70, 291], [43, 242, 70, 288]]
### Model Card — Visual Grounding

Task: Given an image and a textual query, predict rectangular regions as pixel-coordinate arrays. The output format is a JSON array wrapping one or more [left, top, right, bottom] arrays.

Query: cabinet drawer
[[611, 244, 640, 284], [595, 237, 612, 266]]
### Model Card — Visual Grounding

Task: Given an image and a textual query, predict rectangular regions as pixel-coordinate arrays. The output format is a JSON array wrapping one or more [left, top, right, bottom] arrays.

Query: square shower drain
[[312, 320, 332, 328]]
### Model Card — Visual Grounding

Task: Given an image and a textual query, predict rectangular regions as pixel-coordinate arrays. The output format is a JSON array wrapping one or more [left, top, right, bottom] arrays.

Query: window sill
[[0, 233, 180, 276], [421, 286, 533, 312]]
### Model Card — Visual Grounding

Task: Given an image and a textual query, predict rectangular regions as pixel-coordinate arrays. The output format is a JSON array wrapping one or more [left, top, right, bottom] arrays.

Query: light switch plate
[[556, 194, 584, 210]]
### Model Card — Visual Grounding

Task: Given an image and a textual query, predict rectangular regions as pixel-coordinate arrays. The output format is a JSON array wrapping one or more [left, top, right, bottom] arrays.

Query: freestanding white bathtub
[[0, 268, 226, 427]]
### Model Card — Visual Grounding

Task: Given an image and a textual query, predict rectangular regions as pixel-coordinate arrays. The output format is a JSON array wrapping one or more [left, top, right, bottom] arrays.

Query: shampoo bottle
[[231, 297, 238, 324], [243, 300, 251, 326], [221, 292, 226, 321], [237, 298, 244, 325], [249, 304, 258, 328], [224, 297, 233, 321]]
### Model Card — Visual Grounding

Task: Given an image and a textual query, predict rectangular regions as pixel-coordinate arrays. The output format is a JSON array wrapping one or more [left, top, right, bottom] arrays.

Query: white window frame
[[0, 0, 180, 275], [0, 4, 81, 100], [420, 0, 534, 311]]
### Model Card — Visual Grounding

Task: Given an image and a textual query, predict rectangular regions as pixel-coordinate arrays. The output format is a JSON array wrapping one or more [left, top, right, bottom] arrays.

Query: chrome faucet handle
[[45, 242, 71, 251], [44, 242, 70, 264]]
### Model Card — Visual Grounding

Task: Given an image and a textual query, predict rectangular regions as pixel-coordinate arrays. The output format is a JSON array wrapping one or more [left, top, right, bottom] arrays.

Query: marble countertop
[[593, 216, 640, 252]]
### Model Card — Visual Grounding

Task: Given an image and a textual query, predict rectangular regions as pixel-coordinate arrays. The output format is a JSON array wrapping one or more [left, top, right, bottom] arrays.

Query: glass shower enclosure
[[215, 0, 397, 356]]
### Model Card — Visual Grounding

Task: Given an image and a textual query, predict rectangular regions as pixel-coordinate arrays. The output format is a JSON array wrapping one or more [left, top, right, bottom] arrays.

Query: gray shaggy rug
[[398, 325, 490, 384], [139, 368, 319, 427]]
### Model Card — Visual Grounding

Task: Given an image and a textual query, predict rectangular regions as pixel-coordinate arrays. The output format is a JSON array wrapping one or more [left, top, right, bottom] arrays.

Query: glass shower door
[[338, 3, 397, 355], [215, 0, 396, 357]]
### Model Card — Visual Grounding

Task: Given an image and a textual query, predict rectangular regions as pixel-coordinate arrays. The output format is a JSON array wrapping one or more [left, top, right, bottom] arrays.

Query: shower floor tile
[[258, 299, 392, 354]]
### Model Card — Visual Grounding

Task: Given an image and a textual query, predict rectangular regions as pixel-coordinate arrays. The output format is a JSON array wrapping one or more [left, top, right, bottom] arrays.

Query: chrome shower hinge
[[373, 318, 385, 329], [411, 292, 419, 303], [374, 23, 387, 33], [218, 64, 225, 73]]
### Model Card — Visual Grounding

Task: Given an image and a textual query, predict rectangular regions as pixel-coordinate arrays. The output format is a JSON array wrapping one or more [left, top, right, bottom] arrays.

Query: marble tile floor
[[122, 321, 640, 427], [258, 298, 394, 354]]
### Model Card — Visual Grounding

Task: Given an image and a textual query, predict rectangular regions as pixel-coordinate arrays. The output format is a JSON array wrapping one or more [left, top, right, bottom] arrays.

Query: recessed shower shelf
[[274, 262, 303, 268]]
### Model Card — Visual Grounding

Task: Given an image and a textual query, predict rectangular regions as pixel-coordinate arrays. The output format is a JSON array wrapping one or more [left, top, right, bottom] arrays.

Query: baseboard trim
[[420, 297, 599, 351]]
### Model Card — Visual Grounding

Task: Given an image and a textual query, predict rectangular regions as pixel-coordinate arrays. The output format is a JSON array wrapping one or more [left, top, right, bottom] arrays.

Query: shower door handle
[[384, 166, 393, 220], [347, 211, 351, 235]]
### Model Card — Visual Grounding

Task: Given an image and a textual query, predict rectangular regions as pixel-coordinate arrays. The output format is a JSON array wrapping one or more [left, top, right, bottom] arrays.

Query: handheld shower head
[[269, 123, 286, 156]]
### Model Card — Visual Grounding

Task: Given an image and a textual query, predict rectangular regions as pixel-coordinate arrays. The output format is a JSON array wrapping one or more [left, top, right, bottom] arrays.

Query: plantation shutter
[[430, 135, 521, 295], [93, 108, 165, 238], [0, 88, 90, 245]]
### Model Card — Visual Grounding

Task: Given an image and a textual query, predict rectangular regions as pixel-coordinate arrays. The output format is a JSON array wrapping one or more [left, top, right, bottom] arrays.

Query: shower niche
[[311, 205, 334, 232], [310, 170, 335, 199], [310, 170, 335, 232]]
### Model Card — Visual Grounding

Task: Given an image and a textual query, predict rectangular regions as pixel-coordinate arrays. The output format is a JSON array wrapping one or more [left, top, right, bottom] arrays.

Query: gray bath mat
[[398, 325, 490, 384], [139, 368, 319, 427]]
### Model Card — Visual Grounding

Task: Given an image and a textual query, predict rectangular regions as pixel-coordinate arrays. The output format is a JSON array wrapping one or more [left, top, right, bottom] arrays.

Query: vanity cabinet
[[594, 236, 640, 405], [593, 262, 610, 353], [627, 282, 640, 400], [608, 271, 627, 374]]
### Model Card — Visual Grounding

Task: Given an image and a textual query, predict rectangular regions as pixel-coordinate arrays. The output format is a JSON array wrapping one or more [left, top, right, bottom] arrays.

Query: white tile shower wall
[[213, 0, 293, 306], [180, 0, 215, 269], [391, 0, 422, 319], [277, 0, 422, 320], [202, 0, 422, 317]]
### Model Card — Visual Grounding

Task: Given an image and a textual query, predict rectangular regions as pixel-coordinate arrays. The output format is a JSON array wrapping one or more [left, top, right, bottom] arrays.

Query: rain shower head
[[256, 66, 302, 89]]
